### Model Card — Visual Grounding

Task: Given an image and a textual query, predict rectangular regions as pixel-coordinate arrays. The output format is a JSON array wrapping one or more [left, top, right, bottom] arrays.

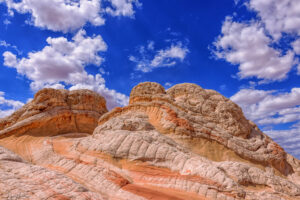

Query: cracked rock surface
[[0, 83, 299, 200]]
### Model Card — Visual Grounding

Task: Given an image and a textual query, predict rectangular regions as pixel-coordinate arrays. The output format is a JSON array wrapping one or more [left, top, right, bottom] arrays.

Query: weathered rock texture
[[0, 83, 299, 200]]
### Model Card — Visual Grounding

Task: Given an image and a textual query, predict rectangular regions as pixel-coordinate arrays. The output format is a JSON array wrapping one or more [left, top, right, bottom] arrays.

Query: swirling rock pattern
[[0, 82, 299, 200]]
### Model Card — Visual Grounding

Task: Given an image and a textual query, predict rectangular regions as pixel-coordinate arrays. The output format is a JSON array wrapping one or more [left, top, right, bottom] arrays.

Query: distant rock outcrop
[[0, 82, 299, 200], [0, 88, 107, 136]]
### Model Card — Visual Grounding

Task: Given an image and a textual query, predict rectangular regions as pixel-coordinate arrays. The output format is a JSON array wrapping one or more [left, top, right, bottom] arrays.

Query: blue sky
[[0, 0, 300, 158]]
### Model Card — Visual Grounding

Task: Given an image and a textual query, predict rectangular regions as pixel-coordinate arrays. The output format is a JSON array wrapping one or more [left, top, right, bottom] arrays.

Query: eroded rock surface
[[0, 83, 299, 200], [0, 145, 103, 200], [0, 88, 107, 136]]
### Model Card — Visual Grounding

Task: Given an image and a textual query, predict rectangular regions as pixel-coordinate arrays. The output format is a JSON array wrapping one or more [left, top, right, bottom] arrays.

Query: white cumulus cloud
[[4, 29, 107, 85], [2, 30, 128, 110], [106, 0, 141, 17], [129, 41, 189, 73], [213, 18, 295, 81], [0, 0, 141, 32], [231, 88, 300, 125], [1, 0, 104, 32], [247, 0, 300, 40]]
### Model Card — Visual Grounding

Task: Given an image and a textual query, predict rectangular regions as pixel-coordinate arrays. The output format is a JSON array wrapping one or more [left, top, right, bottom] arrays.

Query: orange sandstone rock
[[0, 83, 299, 200], [0, 88, 107, 138]]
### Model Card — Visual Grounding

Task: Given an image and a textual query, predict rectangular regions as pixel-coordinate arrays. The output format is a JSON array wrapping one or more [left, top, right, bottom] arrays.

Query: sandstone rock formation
[[0, 83, 299, 200], [0, 146, 103, 200]]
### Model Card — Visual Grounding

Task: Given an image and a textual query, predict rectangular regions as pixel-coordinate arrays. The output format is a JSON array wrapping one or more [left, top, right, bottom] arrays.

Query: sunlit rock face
[[0, 82, 299, 200]]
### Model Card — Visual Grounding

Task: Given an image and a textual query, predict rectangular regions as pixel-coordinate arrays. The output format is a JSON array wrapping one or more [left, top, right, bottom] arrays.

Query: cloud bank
[[0, 0, 141, 32], [3, 30, 128, 110], [213, 18, 295, 81]]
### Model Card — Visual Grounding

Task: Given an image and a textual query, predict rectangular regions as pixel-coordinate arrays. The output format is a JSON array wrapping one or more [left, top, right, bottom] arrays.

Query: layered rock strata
[[0, 145, 103, 200], [0, 83, 299, 200], [0, 88, 107, 137]]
